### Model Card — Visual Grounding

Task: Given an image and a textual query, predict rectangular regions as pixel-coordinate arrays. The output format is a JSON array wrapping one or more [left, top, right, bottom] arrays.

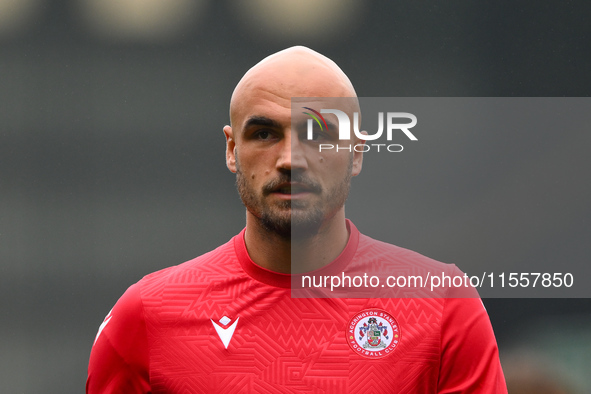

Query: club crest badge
[[346, 309, 400, 358]]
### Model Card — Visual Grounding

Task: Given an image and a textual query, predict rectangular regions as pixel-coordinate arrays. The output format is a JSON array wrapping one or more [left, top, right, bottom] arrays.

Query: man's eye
[[302, 128, 332, 143], [309, 132, 323, 141], [256, 130, 271, 140]]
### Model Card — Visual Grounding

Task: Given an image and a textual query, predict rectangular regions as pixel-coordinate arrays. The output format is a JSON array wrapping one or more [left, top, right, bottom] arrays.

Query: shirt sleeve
[[86, 282, 151, 394], [437, 269, 508, 393]]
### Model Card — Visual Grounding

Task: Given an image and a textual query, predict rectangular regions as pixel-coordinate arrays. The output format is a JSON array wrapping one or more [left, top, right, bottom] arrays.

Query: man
[[87, 46, 507, 393]]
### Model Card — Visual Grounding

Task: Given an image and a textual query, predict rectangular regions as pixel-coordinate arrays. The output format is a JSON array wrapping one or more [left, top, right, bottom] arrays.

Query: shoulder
[[135, 236, 240, 292], [353, 231, 478, 298], [357, 232, 457, 273], [87, 281, 150, 393], [439, 296, 507, 392], [87, 234, 245, 393]]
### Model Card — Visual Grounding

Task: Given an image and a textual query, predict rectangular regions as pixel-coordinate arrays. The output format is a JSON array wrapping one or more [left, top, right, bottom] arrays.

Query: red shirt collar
[[234, 219, 360, 288]]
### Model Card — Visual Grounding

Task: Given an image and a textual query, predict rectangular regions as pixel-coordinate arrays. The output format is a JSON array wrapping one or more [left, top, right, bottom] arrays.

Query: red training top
[[87, 221, 507, 393]]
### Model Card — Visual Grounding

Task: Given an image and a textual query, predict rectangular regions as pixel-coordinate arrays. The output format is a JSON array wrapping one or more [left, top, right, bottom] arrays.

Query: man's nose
[[277, 131, 308, 172]]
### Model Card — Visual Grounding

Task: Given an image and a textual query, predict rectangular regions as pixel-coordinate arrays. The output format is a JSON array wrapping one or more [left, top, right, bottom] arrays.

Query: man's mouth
[[273, 183, 312, 195]]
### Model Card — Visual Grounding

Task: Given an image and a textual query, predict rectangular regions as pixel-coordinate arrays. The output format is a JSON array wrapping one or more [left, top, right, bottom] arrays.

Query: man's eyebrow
[[294, 119, 338, 130], [243, 116, 281, 130]]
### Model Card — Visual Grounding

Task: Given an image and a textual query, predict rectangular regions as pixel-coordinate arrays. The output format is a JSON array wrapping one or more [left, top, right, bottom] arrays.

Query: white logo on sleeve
[[94, 309, 113, 345], [211, 316, 239, 349]]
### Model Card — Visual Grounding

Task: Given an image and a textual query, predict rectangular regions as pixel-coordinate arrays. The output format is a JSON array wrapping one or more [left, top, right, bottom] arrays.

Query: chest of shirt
[[142, 283, 444, 393]]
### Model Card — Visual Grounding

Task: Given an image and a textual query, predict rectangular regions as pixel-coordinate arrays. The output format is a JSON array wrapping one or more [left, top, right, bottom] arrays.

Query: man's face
[[226, 94, 362, 239]]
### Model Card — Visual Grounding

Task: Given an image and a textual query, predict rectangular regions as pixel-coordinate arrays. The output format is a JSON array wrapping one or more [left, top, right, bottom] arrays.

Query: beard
[[235, 155, 352, 240]]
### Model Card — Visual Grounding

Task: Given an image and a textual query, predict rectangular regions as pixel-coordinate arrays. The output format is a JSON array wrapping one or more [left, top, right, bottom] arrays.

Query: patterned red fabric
[[87, 221, 507, 393]]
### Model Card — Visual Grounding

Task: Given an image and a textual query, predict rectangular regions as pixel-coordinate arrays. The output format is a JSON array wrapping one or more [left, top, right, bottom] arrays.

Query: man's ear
[[223, 125, 237, 173], [351, 131, 366, 177]]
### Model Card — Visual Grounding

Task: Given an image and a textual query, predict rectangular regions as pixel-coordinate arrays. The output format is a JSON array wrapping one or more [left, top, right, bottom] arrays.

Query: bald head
[[222, 46, 365, 244], [229, 46, 357, 127]]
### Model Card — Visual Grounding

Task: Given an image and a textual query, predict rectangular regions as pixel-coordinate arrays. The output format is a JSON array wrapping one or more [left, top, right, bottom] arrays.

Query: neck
[[244, 210, 349, 274]]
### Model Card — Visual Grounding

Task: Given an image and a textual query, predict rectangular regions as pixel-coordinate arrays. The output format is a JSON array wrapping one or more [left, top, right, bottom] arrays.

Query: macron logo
[[211, 316, 239, 349]]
